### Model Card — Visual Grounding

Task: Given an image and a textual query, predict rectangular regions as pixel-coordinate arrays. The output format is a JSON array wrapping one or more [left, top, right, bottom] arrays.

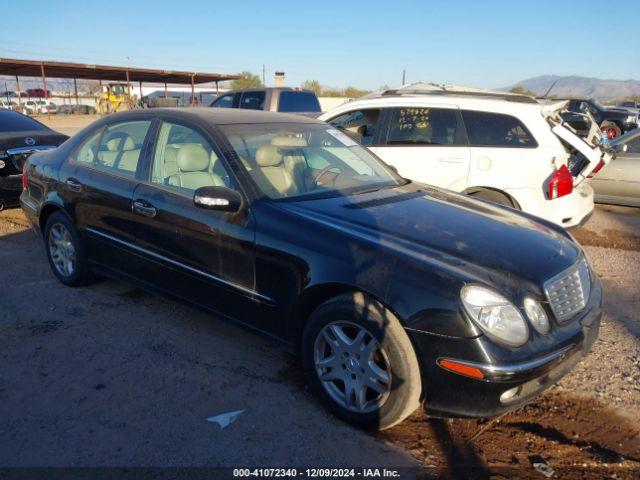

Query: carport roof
[[0, 58, 241, 84]]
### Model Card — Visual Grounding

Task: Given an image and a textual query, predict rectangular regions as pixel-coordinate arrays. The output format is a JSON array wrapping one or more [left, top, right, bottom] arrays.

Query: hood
[[279, 183, 580, 290]]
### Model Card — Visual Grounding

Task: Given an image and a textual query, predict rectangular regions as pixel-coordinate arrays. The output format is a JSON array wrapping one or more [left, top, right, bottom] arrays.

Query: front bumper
[[410, 279, 602, 418]]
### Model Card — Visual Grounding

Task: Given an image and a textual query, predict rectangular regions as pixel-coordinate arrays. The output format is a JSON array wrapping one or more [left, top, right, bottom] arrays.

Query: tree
[[231, 71, 264, 90], [510, 85, 535, 97], [344, 86, 371, 99], [301, 79, 321, 95]]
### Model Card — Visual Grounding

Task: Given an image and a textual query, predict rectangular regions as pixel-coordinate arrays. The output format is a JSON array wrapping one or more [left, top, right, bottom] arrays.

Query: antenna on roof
[[542, 79, 558, 100]]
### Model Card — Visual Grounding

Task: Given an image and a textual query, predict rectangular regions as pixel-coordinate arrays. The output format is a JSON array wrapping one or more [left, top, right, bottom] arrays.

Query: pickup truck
[[561, 98, 638, 139], [210, 87, 321, 114]]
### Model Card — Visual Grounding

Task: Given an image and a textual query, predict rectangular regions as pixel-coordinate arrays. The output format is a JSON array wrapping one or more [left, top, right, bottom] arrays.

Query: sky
[[1, 0, 639, 90]]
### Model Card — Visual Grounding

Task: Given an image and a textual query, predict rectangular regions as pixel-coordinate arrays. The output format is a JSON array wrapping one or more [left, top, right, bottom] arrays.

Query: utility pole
[[402, 69, 406, 85], [262, 64, 266, 86]]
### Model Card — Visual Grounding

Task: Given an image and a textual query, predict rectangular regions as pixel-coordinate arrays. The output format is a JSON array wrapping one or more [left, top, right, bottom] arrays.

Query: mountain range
[[504, 75, 640, 100]]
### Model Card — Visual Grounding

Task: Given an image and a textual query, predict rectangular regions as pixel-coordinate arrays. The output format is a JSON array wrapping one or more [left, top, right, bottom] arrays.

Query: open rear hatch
[[542, 100, 614, 185]]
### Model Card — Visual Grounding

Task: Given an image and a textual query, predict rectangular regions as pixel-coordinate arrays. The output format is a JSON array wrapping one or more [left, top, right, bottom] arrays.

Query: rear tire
[[301, 292, 422, 430], [468, 188, 518, 209], [44, 211, 93, 287]]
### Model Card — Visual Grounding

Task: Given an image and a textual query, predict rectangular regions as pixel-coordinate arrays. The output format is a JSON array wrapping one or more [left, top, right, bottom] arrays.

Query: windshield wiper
[[352, 184, 397, 195]]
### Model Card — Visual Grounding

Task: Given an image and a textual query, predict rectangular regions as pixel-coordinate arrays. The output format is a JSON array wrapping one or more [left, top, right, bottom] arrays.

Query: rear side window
[[93, 120, 152, 176], [386, 107, 466, 146], [462, 111, 537, 148], [74, 129, 103, 164], [0, 110, 48, 132], [327, 109, 381, 145], [278, 91, 321, 112], [239, 91, 265, 110]]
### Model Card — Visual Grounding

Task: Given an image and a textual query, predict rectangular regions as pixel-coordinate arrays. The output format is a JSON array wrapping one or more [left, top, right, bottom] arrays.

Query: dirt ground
[[1, 118, 639, 477]]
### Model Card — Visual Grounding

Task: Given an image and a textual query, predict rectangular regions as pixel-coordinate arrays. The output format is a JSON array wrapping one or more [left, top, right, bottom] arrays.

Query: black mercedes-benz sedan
[[20, 108, 601, 429], [0, 109, 68, 210]]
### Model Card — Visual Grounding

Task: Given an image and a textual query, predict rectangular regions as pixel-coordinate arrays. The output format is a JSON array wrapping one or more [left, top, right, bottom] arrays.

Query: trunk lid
[[541, 100, 614, 184]]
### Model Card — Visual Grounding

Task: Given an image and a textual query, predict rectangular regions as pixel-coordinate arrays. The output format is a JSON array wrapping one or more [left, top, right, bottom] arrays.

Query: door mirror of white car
[[193, 186, 243, 212]]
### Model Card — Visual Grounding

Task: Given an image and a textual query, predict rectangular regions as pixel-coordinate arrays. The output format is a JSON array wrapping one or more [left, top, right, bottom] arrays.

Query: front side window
[[220, 123, 401, 200], [239, 91, 266, 110], [95, 120, 152, 175], [277, 91, 321, 113], [386, 107, 465, 146], [462, 111, 537, 148], [327, 109, 381, 145], [211, 93, 236, 108], [150, 121, 233, 193]]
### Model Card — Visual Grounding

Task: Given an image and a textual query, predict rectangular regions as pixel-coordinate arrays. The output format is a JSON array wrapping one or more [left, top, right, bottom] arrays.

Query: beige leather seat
[[168, 144, 224, 190], [251, 143, 298, 198], [97, 133, 141, 173]]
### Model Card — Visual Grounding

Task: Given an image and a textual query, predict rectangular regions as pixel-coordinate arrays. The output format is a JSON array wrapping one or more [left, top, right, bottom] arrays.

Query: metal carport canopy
[[0, 57, 241, 84]]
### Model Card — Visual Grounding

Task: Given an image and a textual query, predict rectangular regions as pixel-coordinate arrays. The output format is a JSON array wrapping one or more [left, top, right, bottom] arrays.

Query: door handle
[[65, 178, 82, 192], [438, 157, 465, 164], [133, 200, 157, 218]]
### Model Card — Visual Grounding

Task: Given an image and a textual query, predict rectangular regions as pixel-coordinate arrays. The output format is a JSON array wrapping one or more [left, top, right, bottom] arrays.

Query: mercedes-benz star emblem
[[24, 137, 36, 146]]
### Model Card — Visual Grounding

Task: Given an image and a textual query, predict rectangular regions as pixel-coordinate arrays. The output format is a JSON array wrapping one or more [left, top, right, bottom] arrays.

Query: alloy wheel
[[48, 223, 76, 277], [314, 321, 392, 413]]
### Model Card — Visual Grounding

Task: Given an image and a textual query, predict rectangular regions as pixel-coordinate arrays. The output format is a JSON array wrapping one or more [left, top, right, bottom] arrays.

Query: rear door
[[67, 118, 155, 274], [129, 117, 261, 327], [373, 106, 470, 189], [461, 110, 546, 192]]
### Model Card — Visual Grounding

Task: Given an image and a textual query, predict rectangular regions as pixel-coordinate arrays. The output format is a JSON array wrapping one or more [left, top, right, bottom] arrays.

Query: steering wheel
[[313, 164, 344, 186]]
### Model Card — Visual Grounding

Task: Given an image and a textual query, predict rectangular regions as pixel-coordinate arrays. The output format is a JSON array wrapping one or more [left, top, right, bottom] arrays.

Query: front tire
[[44, 211, 93, 287], [301, 292, 422, 430]]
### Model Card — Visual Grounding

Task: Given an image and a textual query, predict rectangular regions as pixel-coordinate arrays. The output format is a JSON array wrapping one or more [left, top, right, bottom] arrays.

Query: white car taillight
[[548, 165, 573, 200]]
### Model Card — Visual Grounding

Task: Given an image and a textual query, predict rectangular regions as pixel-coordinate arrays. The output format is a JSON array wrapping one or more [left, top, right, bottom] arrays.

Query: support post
[[190, 74, 195, 106], [40, 62, 50, 119], [73, 78, 79, 107], [15, 76, 21, 106], [125, 68, 132, 107], [164, 82, 168, 98]]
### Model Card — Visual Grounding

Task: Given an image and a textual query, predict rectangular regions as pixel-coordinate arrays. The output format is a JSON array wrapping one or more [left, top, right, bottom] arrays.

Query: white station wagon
[[319, 84, 612, 228]]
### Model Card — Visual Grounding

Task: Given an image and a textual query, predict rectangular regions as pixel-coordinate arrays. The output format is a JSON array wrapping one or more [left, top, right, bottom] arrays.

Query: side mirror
[[193, 186, 243, 212]]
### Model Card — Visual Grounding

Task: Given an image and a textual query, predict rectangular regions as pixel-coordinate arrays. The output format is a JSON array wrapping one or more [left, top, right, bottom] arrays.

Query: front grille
[[544, 258, 591, 323]]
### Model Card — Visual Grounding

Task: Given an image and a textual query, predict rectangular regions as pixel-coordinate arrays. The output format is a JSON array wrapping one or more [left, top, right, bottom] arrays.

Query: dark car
[[210, 87, 321, 114], [20, 108, 601, 429], [0, 109, 68, 210], [561, 99, 639, 139]]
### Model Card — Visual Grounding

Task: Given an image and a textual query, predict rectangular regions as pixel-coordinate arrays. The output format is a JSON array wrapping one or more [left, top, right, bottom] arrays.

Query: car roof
[[102, 107, 323, 125]]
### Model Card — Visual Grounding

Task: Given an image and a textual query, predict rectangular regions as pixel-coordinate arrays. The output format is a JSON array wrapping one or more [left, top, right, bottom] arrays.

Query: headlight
[[627, 115, 637, 124], [461, 285, 528, 347], [523, 298, 549, 334]]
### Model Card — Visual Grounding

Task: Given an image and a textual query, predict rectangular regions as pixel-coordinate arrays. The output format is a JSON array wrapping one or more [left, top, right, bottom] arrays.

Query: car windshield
[[220, 122, 402, 200]]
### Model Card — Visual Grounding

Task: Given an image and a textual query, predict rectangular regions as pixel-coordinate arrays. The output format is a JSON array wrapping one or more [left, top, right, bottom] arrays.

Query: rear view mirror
[[194, 186, 243, 212]]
